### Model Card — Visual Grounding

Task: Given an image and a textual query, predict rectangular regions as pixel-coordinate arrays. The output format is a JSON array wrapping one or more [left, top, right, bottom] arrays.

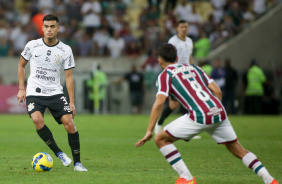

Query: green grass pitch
[[0, 114, 281, 184]]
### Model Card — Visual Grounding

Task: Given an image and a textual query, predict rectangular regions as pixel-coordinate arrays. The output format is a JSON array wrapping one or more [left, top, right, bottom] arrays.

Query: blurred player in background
[[155, 21, 200, 140], [17, 14, 87, 171], [136, 43, 279, 184]]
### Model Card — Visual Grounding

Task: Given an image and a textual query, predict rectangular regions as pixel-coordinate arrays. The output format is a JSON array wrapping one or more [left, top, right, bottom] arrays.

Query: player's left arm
[[135, 94, 167, 147], [65, 69, 76, 118]]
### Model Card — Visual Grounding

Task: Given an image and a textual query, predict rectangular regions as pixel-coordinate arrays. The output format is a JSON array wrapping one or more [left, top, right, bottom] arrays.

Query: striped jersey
[[156, 64, 227, 124]]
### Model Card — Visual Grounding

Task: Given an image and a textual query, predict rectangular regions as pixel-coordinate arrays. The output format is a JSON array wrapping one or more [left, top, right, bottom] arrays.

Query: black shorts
[[26, 94, 72, 124]]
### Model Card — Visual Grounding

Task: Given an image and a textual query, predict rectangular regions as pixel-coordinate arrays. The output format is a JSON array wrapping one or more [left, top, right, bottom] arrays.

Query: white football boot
[[74, 162, 88, 171], [58, 152, 72, 167]]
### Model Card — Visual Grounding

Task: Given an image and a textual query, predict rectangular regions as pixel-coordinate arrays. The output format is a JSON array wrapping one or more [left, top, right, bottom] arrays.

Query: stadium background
[[0, 0, 281, 114]]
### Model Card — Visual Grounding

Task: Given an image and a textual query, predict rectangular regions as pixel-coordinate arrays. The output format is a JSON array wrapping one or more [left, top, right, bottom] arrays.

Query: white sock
[[242, 152, 274, 184], [160, 144, 193, 181]]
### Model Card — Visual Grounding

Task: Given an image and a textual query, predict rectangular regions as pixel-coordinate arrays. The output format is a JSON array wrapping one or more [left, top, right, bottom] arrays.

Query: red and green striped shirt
[[157, 64, 227, 124]]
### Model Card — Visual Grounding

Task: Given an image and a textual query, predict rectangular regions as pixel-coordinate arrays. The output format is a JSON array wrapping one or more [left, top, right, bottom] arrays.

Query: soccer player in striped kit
[[154, 20, 198, 138], [136, 44, 278, 184]]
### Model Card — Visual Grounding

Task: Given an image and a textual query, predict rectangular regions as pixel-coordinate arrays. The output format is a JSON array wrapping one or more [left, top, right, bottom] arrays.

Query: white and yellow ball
[[31, 152, 53, 172]]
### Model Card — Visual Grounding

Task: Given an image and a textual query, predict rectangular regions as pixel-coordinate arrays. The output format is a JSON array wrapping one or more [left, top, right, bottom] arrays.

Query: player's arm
[[65, 69, 76, 118], [17, 56, 28, 105], [135, 94, 167, 147], [208, 81, 222, 101], [189, 55, 194, 65]]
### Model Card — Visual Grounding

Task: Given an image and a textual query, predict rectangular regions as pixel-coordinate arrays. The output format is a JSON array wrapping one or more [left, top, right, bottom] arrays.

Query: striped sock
[[242, 152, 274, 184], [160, 144, 193, 181]]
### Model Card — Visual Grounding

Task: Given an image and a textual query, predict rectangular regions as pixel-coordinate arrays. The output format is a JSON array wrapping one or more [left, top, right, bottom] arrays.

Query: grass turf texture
[[0, 114, 281, 184]]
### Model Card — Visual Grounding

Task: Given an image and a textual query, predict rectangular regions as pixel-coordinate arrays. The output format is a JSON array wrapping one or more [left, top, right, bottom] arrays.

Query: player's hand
[[135, 131, 153, 147], [69, 102, 76, 119], [17, 90, 26, 106]]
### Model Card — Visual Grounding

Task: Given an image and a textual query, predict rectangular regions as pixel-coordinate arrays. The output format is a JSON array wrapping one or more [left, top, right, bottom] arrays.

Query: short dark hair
[[43, 14, 59, 23], [157, 44, 177, 63], [177, 20, 187, 26]]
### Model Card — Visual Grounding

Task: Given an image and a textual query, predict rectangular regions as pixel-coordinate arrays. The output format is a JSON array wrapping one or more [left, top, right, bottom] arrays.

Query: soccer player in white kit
[[17, 14, 87, 171], [155, 20, 196, 135], [136, 44, 279, 184]]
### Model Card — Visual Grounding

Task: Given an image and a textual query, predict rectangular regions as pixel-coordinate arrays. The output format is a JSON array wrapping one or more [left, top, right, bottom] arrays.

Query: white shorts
[[163, 114, 237, 144]]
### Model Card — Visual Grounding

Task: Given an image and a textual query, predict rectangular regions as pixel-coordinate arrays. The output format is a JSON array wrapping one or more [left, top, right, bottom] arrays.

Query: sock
[[68, 131, 80, 165], [36, 125, 62, 156], [242, 152, 274, 184], [160, 144, 193, 181], [158, 105, 173, 125]]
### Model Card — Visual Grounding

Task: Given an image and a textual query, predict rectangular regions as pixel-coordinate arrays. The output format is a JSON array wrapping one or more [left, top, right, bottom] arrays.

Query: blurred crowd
[[0, 0, 278, 59]]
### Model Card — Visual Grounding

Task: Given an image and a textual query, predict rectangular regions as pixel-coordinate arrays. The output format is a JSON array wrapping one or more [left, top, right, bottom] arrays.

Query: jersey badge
[[54, 54, 62, 65], [47, 50, 51, 56]]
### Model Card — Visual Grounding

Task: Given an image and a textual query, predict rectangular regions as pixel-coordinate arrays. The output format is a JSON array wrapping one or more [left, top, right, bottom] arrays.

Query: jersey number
[[190, 81, 210, 101], [60, 96, 68, 105]]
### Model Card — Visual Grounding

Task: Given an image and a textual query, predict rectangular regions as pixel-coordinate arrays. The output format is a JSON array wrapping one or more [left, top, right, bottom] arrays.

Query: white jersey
[[168, 35, 193, 64], [21, 38, 75, 97]]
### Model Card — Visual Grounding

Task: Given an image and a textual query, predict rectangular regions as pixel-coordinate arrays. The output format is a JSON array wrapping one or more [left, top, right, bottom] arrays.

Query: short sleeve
[[21, 41, 32, 61], [156, 71, 171, 97], [196, 66, 214, 85], [64, 47, 75, 70]]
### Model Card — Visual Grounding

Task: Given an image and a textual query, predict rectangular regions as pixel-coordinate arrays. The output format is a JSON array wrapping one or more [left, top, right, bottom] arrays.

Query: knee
[[64, 121, 77, 133], [154, 134, 167, 148], [31, 116, 44, 129]]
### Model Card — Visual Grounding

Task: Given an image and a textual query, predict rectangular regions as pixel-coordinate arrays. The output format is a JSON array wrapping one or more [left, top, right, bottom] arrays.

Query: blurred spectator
[[194, 31, 211, 60], [228, 1, 244, 33], [146, 5, 160, 23], [86, 65, 108, 113], [242, 3, 254, 25], [165, 0, 177, 14], [125, 41, 141, 58], [115, 0, 127, 16], [202, 14, 216, 38], [211, 0, 226, 23], [66, 0, 82, 22], [119, 22, 135, 44], [222, 15, 237, 36], [18, 5, 31, 26], [144, 20, 160, 54], [10, 25, 29, 55], [211, 58, 226, 90], [53, 0, 68, 24], [262, 78, 280, 114], [115, 65, 145, 114], [78, 33, 93, 56], [107, 31, 125, 58], [93, 27, 110, 56], [173, 0, 192, 22], [243, 59, 266, 114], [224, 58, 238, 114], [199, 60, 213, 75], [163, 11, 177, 35], [81, 0, 102, 36], [141, 49, 160, 90], [253, 0, 266, 17], [139, 7, 148, 31], [0, 37, 12, 56], [148, 0, 162, 9], [186, 5, 201, 42], [32, 9, 46, 37], [38, 0, 54, 14]]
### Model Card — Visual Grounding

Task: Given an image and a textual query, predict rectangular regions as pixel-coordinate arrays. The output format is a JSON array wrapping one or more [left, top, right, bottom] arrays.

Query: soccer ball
[[31, 152, 53, 172]]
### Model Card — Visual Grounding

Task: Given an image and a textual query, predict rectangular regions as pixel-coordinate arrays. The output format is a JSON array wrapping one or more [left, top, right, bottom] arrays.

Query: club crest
[[54, 54, 62, 65]]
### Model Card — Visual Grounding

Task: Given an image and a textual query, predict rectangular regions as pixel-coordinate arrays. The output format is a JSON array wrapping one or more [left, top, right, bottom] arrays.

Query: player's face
[[42, 20, 60, 39], [177, 23, 189, 37]]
